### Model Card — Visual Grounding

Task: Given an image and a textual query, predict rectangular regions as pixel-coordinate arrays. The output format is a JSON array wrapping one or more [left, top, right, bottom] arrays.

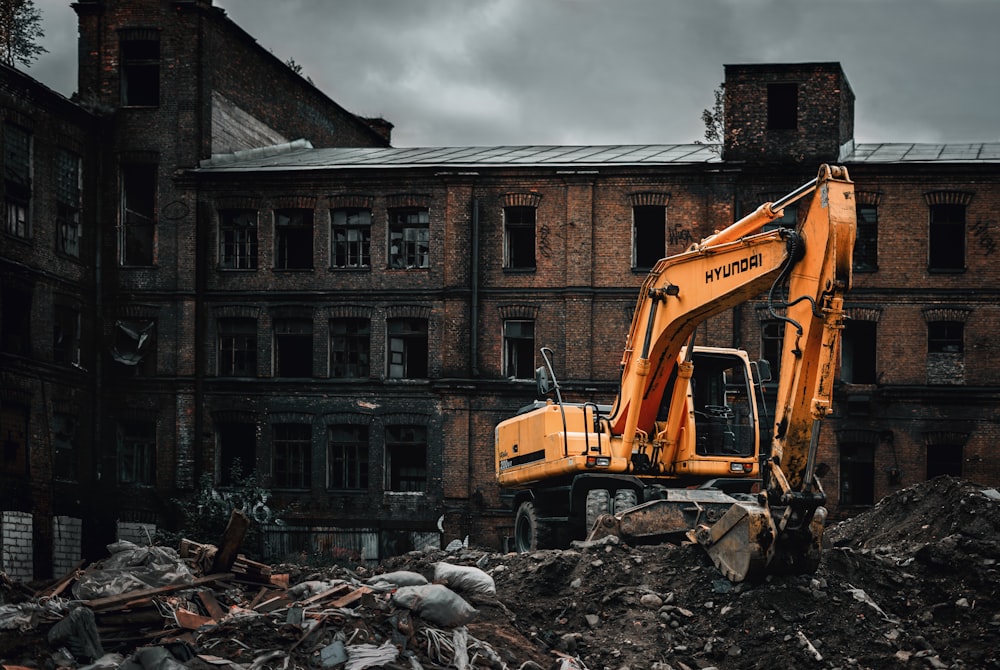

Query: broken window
[[839, 442, 875, 506], [330, 318, 370, 379], [272, 423, 311, 489], [388, 208, 429, 269], [0, 401, 29, 477], [120, 38, 160, 107], [928, 321, 963, 354], [112, 319, 156, 376], [386, 318, 428, 379], [503, 320, 534, 380], [504, 206, 535, 270], [760, 319, 785, 375], [841, 320, 877, 384], [52, 413, 78, 482], [56, 148, 82, 258], [1, 285, 32, 356], [218, 318, 257, 377], [274, 318, 313, 377], [4, 123, 31, 239], [217, 422, 257, 486], [854, 204, 878, 272], [926, 443, 963, 478], [928, 203, 965, 271], [219, 209, 258, 269], [331, 208, 371, 269], [275, 209, 313, 270], [120, 163, 156, 266], [767, 82, 798, 130], [328, 424, 369, 490], [53, 305, 81, 367], [384, 425, 427, 493], [633, 206, 666, 270], [118, 420, 156, 486]]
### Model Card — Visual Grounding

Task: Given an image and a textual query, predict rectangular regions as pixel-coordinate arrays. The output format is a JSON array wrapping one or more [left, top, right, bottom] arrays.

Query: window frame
[[56, 148, 82, 258], [274, 208, 314, 270], [853, 203, 878, 272], [327, 424, 369, 491], [386, 318, 429, 379], [503, 319, 535, 380], [388, 208, 430, 269], [120, 162, 157, 266], [384, 424, 428, 493], [766, 82, 798, 130], [273, 317, 314, 378], [331, 208, 372, 269], [217, 422, 257, 486], [118, 420, 156, 486], [272, 422, 312, 490], [927, 321, 964, 354], [4, 123, 32, 240], [329, 318, 371, 379], [503, 206, 536, 270], [53, 304, 81, 367], [218, 318, 258, 377], [840, 320, 877, 384], [928, 203, 966, 272], [838, 442, 876, 506], [219, 209, 259, 270], [632, 205, 666, 270], [120, 38, 160, 107]]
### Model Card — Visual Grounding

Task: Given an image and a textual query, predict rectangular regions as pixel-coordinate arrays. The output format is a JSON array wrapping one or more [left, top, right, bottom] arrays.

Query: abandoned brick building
[[2, 0, 999, 580]]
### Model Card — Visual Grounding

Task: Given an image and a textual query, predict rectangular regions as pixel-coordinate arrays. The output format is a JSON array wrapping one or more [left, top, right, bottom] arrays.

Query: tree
[[0, 0, 47, 67], [695, 83, 725, 157]]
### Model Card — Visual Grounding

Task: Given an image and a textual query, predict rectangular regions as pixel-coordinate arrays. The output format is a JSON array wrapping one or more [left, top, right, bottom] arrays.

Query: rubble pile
[[2, 476, 999, 670]]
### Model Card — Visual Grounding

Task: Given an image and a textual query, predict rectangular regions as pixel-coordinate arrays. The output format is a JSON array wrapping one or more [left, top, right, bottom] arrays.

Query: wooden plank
[[35, 560, 86, 598], [209, 510, 250, 574], [175, 608, 214, 630], [82, 573, 233, 611], [198, 590, 227, 620], [248, 586, 270, 609], [329, 586, 372, 608], [301, 583, 351, 605]]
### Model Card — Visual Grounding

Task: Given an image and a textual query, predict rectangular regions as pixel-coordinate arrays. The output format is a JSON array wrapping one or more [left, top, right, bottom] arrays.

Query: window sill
[[273, 267, 315, 273], [218, 267, 258, 272], [329, 266, 371, 272], [927, 267, 966, 274], [503, 267, 536, 273], [383, 491, 426, 497]]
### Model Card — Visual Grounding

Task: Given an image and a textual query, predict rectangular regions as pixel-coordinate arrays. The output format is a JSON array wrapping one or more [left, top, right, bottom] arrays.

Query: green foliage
[[158, 461, 279, 558], [695, 83, 725, 156], [0, 0, 48, 67]]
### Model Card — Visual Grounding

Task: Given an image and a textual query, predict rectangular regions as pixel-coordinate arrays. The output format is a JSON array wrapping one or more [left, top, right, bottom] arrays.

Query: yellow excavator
[[495, 164, 856, 581]]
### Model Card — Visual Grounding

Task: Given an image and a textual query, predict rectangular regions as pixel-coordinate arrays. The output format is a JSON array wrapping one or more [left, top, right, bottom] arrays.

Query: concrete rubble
[[1, 475, 998, 669]]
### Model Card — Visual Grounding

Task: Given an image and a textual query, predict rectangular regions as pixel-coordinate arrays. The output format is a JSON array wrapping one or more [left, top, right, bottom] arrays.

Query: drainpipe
[[470, 198, 480, 377]]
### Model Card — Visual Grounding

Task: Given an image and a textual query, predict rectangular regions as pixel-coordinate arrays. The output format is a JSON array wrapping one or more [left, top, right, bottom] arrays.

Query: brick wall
[[1, 511, 33, 582], [117, 521, 157, 546], [53, 516, 82, 576]]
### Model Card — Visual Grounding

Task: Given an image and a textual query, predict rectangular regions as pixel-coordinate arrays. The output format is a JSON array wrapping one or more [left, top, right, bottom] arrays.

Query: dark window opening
[[633, 206, 666, 269], [841, 320, 877, 384], [839, 442, 875, 506], [120, 163, 156, 266], [118, 420, 156, 485], [504, 206, 535, 269], [52, 413, 78, 482], [928, 321, 963, 354], [929, 204, 965, 271], [274, 318, 313, 377], [927, 443, 963, 479], [385, 425, 427, 492], [56, 149, 82, 257], [53, 305, 81, 367], [503, 320, 534, 379], [121, 39, 160, 106], [219, 209, 258, 270], [1, 285, 32, 356], [328, 424, 369, 490], [330, 318, 370, 379], [387, 318, 428, 379], [218, 422, 256, 486], [388, 208, 429, 269], [218, 318, 257, 377], [331, 208, 372, 268], [275, 209, 313, 270], [4, 123, 31, 239], [273, 423, 311, 489], [854, 204, 878, 272], [763, 203, 798, 232], [111, 319, 156, 376], [0, 402, 29, 477], [767, 82, 798, 130]]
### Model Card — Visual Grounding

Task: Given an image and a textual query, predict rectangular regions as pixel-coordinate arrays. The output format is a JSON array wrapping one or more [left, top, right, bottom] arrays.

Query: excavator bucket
[[689, 500, 777, 582]]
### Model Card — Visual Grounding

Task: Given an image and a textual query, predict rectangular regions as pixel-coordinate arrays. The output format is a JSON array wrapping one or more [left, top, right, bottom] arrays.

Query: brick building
[[2, 2, 999, 578]]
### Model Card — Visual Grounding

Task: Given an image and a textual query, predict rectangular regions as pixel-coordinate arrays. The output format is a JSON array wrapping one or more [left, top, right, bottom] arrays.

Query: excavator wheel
[[513, 501, 555, 552], [613, 488, 638, 514], [585, 489, 611, 531]]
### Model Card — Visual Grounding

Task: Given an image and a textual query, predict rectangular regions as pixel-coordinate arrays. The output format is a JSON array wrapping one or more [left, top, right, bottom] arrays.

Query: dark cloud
[[26, 0, 1000, 146]]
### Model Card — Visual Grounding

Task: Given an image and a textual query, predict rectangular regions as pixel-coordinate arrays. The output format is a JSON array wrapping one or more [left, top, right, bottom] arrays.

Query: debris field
[[1, 475, 998, 670]]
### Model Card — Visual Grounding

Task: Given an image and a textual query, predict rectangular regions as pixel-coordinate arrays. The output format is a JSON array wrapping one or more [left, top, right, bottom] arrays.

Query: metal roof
[[196, 141, 1000, 172]]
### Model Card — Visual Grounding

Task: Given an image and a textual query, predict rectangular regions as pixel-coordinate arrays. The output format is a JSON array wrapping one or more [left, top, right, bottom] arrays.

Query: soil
[[2, 475, 998, 670]]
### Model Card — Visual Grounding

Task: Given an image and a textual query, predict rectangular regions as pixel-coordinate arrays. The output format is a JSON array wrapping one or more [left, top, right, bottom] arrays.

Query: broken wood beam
[[210, 510, 250, 574], [82, 574, 233, 611]]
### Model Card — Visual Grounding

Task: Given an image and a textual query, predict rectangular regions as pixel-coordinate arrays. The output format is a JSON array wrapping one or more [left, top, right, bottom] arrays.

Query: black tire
[[585, 488, 611, 531], [513, 500, 554, 552], [613, 488, 638, 514]]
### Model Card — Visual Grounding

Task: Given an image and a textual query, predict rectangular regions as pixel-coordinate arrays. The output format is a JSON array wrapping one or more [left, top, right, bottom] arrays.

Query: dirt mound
[[2, 476, 998, 670]]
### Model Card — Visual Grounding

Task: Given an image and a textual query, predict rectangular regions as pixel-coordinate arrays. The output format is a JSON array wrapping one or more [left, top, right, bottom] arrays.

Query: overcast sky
[[25, 0, 1000, 148]]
